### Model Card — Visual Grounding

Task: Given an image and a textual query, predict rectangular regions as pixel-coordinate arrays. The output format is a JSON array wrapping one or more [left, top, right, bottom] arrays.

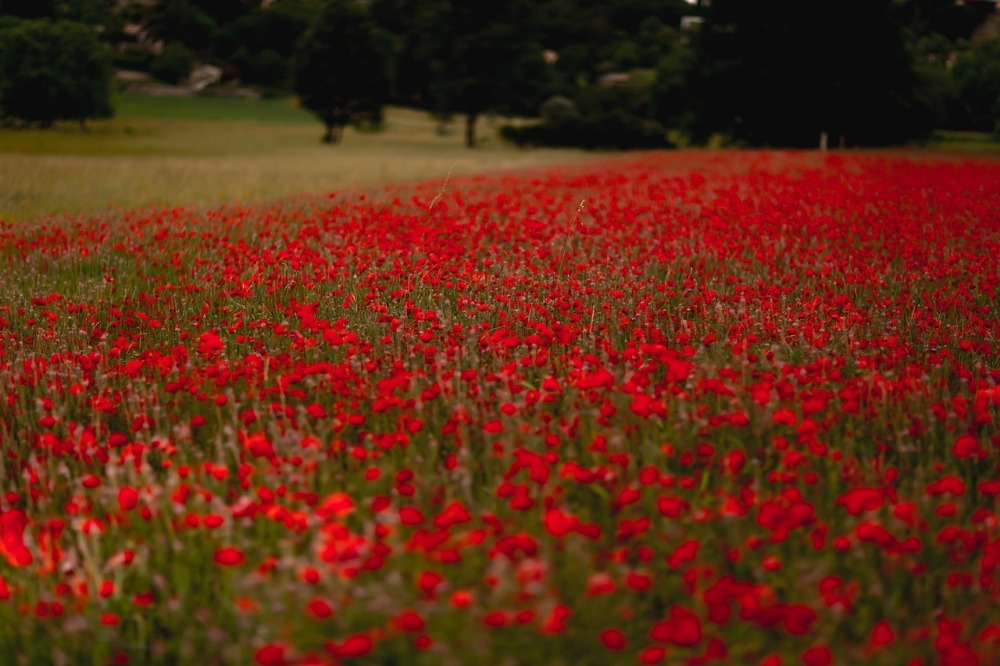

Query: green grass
[[112, 92, 316, 123], [915, 129, 1000, 153], [0, 93, 588, 222]]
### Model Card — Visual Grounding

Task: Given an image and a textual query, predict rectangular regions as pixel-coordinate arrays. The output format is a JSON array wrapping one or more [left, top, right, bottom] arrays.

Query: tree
[[142, 0, 217, 51], [893, 0, 996, 43], [0, 0, 55, 19], [0, 18, 113, 128], [652, 40, 695, 132], [685, 0, 927, 146], [532, 0, 688, 86], [0, 0, 124, 38], [291, 0, 391, 144], [56, 0, 121, 31], [370, 0, 436, 106], [952, 38, 1000, 134], [188, 0, 262, 26], [216, 0, 320, 61], [421, 0, 550, 147], [213, 1, 323, 91]]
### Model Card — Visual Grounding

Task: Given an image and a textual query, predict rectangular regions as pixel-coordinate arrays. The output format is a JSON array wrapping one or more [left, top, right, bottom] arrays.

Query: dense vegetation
[[0, 17, 113, 128], [0, 0, 998, 145], [290, 0, 390, 144], [0, 149, 998, 666]]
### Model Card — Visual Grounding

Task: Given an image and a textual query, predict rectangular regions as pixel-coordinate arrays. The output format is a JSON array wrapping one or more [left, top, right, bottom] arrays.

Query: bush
[[501, 116, 671, 150], [501, 76, 673, 150], [113, 51, 154, 73], [150, 42, 195, 85], [540, 95, 579, 127], [911, 63, 961, 131], [234, 48, 289, 89], [500, 122, 582, 148]]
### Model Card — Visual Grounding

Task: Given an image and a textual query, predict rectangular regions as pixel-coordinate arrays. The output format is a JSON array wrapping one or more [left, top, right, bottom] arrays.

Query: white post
[[820, 131, 828, 152]]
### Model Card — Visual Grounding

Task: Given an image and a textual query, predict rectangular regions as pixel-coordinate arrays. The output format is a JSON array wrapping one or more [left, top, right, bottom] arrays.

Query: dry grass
[[0, 96, 589, 222]]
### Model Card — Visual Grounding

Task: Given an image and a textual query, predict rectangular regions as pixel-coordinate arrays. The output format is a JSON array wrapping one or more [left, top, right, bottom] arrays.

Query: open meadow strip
[[0, 151, 998, 665]]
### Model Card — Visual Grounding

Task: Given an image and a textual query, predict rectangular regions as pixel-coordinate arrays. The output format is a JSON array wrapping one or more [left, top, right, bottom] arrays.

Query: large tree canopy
[[0, 18, 113, 127], [291, 0, 391, 144], [688, 0, 926, 147], [421, 0, 550, 147], [952, 37, 1000, 133], [1, 0, 995, 147]]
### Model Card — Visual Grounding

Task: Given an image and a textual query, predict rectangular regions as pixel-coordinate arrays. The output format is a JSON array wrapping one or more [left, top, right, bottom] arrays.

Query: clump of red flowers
[[0, 151, 997, 664]]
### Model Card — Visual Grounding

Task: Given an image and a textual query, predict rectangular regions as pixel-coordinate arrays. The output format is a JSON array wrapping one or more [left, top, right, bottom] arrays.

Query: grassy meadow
[[919, 129, 1000, 153], [0, 93, 586, 222]]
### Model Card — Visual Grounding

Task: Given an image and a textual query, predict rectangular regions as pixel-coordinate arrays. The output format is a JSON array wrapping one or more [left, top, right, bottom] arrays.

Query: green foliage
[[214, 1, 319, 61], [686, 0, 930, 146], [909, 31, 956, 68], [606, 17, 681, 72], [113, 51, 154, 73], [420, 0, 552, 146], [150, 42, 195, 85], [952, 38, 1000, 134], [229, 44, 291, 90], [502, 75, 672, 150], [1, 0, 994, 146], [540, 95, 579, 126], [0, 18, 113, 127], [651, 43, 695, 132], [291, 0, 391, 144], [534, 0, 689, 81], [577, 75, 672, 148], [246, 49, 288, 89], [0, 0, 56, 19], [369, 0, 437, 105], [893, 0, 996, 43], [912, 62, 961, 131], [55, 0, 121, 32], [142, 0, 217, 50], [187, 0, 259, 26], [0, 0, 124, 45]]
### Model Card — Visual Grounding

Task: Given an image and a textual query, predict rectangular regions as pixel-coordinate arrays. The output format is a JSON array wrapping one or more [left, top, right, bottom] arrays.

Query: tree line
[[0, 0, 997, 147]]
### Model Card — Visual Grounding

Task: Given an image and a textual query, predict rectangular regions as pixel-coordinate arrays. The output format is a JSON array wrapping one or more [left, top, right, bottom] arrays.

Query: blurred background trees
[[681, 0, 922, 147], [953, 38, 1000, 132], [0, 17, 113, 127], [1, 0, 998, 146], [291, 0, 390, 143]]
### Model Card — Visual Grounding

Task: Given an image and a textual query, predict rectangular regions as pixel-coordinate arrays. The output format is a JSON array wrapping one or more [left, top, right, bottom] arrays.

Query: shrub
[[113, 51, 154, 73], [540, 95, 579, 127], [150, 42, 195, 85], [501, 75, 672, 150]]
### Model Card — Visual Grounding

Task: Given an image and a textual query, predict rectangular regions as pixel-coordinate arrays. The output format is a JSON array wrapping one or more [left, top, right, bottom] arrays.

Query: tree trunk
[[465, 113, 478, 148], [323, 123, 346, 145]]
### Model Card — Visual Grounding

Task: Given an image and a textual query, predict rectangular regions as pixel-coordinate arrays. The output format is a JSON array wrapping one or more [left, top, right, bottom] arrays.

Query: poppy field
[[0, 151, 998, 665]]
